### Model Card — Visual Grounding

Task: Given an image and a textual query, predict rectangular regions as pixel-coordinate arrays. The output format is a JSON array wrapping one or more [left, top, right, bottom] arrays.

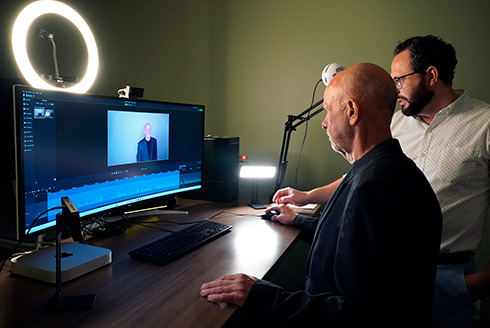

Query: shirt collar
[[437, 89, 466, 116], [412, 89, 467, 125], [344, 138, 401, 182]]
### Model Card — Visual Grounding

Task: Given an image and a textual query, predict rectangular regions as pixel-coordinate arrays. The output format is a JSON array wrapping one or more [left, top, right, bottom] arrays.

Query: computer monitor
[[13, 85, 204, 240]]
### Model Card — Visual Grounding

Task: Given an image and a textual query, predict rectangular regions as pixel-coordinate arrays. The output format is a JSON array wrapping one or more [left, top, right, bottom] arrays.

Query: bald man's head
[[326, 63, 397, 116], [321, 63, 397, 163]]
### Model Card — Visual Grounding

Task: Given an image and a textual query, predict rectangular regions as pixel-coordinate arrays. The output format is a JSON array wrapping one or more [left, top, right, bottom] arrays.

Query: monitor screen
[[13, 85, 204, 238]]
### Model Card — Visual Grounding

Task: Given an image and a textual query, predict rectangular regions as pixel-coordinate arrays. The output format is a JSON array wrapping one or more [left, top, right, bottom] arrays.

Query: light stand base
[[45, 294, 97, 312], [248, 203, 266, 210], [248, 178, 267, 210]]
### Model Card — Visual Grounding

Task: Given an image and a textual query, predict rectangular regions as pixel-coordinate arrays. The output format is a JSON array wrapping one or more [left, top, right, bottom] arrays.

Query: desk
[[0, 198, 316, 327]]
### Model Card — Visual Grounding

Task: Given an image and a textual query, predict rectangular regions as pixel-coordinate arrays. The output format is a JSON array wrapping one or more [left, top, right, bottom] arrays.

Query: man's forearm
[[305, 177, 343, 204]]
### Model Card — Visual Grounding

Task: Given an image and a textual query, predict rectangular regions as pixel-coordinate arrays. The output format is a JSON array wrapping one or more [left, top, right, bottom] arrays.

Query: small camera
[[117, 85, 144, 99]]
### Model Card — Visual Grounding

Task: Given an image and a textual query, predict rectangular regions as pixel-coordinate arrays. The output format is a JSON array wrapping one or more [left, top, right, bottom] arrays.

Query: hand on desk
[[200, 206, 297, 307], [201, 273, 258, 307]]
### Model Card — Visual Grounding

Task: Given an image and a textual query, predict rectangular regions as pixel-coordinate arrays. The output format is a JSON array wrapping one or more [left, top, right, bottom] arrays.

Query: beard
[[399, 82, 435, 117], [327, 132, 347, 156], [330, 141, 346, 156]]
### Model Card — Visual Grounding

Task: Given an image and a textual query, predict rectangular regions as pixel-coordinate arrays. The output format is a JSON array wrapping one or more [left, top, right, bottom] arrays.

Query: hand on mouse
[[261, 210, 279, 220], [263, 205, 298, 226]]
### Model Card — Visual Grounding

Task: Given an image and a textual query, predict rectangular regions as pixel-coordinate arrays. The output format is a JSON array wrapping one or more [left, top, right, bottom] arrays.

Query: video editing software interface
[[14, 85, 204, 236]]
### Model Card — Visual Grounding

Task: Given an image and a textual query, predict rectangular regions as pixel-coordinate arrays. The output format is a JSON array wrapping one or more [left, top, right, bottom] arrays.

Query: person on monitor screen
[[200, 63, 442, 327], [273, 35, 490, 327], [137, 123, 157, 162]]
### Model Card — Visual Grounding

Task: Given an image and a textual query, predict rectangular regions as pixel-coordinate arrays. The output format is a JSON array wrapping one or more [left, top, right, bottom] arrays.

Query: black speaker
[[0, 179, 17, 240], [183, 136, 239, 202]]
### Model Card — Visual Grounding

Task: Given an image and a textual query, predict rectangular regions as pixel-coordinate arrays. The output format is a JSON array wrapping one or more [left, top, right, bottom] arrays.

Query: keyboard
[[128, 220, 232, 265]]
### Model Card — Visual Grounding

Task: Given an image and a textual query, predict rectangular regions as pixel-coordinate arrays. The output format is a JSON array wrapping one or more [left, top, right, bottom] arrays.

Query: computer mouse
[[261, 210, 279, 220]]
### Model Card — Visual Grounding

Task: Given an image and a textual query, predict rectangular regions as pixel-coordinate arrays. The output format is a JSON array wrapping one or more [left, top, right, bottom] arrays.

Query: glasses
[[393, 71, 418, 89]]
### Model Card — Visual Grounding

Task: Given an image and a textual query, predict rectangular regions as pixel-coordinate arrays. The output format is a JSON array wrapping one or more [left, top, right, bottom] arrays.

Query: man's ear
[[346, 99, 359, 125], [425, 66, 439, 86]]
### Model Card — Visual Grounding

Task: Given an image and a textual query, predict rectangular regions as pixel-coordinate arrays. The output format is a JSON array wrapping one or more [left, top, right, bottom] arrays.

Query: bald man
[[136, 123, 157, 162], [200, 63, 442, 327]]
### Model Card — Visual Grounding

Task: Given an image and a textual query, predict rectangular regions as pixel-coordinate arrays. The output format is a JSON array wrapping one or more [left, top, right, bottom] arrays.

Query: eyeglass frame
[[393, 71, 419, 89]]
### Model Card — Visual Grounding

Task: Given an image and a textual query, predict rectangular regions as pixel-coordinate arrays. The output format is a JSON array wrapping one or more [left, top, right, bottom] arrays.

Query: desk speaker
[[183, 136, 239, 202]]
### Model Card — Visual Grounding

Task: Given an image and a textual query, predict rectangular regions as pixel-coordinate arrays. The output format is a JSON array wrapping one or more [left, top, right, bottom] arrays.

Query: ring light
[[12, 1, 98, 93]]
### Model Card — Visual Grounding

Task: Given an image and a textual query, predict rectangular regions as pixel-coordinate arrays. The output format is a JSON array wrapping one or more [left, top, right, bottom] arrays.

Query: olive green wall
[[219, 0, 490, 192], [2, 0, 490, 267], [3, 0, 490, 191]]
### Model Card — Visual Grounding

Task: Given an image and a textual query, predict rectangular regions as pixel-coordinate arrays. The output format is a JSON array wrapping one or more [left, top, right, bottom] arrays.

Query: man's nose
[[321, 117, 328, 130]]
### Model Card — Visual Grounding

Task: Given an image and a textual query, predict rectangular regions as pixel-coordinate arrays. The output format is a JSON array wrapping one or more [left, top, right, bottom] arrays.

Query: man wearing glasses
[[390, 35, 490, 328], [273, 35, 490, 327]]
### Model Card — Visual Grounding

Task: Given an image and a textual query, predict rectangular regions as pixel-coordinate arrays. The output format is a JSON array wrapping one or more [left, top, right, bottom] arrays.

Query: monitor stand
[[124, 209, 189, 219], [103, 204, 189, 222], [10, 242, 112, 284]]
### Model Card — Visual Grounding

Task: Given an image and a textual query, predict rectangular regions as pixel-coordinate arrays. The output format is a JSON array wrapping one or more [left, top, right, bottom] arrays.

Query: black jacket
[[241, 138, 442, 327]]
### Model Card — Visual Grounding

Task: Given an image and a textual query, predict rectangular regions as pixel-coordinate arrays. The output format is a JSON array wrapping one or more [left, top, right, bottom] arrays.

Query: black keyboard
[[128, 220, 232, 265]]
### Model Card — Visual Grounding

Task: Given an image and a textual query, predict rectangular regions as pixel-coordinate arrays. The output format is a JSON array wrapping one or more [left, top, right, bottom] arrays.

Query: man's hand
[[465, 260, 490, 301], [273, 187, 308, 206], [273, 179, 343, 206], [265, 204, 298, 226], [200, 273, 258, 307]]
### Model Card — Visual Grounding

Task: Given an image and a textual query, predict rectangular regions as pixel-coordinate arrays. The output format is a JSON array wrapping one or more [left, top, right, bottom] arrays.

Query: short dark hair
[[394, 35, 457, 85]]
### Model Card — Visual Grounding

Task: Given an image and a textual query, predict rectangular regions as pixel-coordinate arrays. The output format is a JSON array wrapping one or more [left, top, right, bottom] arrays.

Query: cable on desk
[[222, 210, 262, 218], [132, 222, 175, 233], [0, 205, 65, 274], [131, 215, 221, 234], [129, 210, 258, 234], [82, 209, 261, 237]]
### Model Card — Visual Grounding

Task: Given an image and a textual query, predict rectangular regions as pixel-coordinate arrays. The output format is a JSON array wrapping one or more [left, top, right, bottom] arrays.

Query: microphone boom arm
[[271, 62, 345, 201], [272, 98, 324, 200]]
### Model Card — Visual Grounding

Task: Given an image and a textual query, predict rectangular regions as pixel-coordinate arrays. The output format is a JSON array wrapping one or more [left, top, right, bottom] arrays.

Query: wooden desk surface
[[0, 198, 308, 328]]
